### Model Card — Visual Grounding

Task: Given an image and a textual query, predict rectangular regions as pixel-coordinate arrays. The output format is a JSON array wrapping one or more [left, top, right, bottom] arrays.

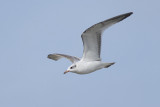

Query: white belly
[[76, 61, 103, 74]]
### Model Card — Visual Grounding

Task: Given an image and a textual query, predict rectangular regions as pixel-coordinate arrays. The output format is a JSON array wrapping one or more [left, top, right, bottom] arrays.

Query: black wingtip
[[124, 12, 133, 18], [116, 12, 133, 22], [126, 12, 133, 17], [122, 12, 133, 18], [47, 54, 52, 59], [128, 12, 133, 15]]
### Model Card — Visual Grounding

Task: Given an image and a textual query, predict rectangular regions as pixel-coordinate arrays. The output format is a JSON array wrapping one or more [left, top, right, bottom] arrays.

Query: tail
[[103, 62, 115, 68]]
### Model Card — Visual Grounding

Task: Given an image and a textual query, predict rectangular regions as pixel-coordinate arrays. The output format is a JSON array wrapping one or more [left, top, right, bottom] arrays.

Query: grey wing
[[48, 53, 80, 63], [81, 12, 133, 61]]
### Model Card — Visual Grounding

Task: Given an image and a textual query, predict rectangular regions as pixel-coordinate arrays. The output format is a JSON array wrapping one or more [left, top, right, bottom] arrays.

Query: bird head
[[64, 64, 77, 74]]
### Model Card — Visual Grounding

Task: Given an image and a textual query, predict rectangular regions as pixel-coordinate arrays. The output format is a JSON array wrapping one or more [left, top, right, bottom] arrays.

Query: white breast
[[76, 61, 103, 74]]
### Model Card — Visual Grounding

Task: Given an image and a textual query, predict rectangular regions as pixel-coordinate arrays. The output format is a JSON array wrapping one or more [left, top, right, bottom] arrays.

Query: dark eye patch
[[70, 65, 76, 69]]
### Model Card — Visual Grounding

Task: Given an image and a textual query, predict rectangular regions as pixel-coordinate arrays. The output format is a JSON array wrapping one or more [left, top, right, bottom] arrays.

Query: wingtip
[[123, 12, 133, 17], [47, 54, 56, 60], [128, 12, 133, 14], [127, 12, 133, 16], [47, 54, 52, 59], [117, 12, 133, 22]]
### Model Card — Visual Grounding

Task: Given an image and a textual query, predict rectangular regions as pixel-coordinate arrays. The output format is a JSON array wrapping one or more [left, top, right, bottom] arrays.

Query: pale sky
[[0, 0, 160, 107]]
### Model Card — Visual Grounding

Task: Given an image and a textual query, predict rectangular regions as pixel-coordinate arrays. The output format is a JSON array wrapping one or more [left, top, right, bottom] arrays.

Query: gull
[[48, 12, 133, 74]]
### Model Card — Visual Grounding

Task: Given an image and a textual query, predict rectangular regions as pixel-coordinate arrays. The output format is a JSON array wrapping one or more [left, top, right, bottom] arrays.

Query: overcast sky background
[[0, 0, 160, 107]]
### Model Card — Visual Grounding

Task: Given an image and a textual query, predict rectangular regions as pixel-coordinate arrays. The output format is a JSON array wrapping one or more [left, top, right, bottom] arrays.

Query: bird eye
[[70, 65, 76, 69]]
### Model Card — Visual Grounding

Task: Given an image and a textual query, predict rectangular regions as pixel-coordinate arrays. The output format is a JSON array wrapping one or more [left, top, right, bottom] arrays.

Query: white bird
[[48, 12, 133, 74]]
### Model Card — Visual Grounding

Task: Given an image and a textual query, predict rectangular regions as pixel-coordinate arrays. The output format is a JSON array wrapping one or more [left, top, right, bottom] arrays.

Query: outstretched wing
[[81, 12, 133, 61], [48, 53, 80, 63]]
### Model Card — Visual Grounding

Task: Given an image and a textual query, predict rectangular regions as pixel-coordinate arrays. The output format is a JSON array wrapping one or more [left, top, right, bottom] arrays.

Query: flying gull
[[48, 12, 133, 74]]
